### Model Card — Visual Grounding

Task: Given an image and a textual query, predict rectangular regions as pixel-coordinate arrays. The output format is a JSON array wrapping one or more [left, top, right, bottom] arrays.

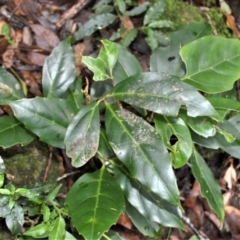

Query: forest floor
[[0, 0, 240, 239]]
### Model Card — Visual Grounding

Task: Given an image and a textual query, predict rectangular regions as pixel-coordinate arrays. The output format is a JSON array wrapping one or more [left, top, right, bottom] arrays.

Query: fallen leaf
[[226, 14, 240, 39], [225, 205, 240, 235], [223, 160, 237, 190]]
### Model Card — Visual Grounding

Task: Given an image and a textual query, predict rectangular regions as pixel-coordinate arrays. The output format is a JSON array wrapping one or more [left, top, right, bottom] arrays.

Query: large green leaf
[[0, 116, 34, 148], [110, 72, 218, 118], [42, 38, 76, 98], [10, 97, 74, 148], [65, 103, 100, 167], [0, 67, 25, 104], [66, 167, 125, 240], [112, 45, 142, 85], [181, 36, 240, 93], [112, 161, 184, 230], [82, 40, 118, 81], [191, 149, 224, 225], [154, 115, 192, 168], [105, 105, 180, 206]]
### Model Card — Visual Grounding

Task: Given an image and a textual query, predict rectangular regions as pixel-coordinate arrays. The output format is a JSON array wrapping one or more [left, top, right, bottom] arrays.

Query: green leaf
[[0, 174, 4, 188], [64, 231, 77, 240], [115, 0, 126, 14], [113, 161, 184, 229], [65, 103, 100, 167], [24, 223, 49, 237], [0, 155, 6, 174], [49, 216, 66, 240], [73, 13, 117, 42], [113, 45, 142, 85], [120, 29, 138, 47], [181, 36, 240, 93], [154, 115, 192, 168], [105, 105, 180, 206], [42, 38, 76, 98], [207, 97, 240, 120], [125, 2, 149, 16], [45, 184, 62, 202], [66, 167, 125, 240], [10, 97, 74, 148], [110, 72, 218, 118], [42, 205, 50, 223], [0, 67, 25, 104], [82, 40, 118, 81], [142, 27, 158, 51], [144, 1, 166, 26], [191, 149, 224, 225], [148, 20, 173, 29], [0, 116, 34, 148]]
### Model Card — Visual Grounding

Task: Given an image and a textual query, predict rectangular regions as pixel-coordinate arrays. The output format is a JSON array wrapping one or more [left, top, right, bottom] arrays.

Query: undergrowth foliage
[[1, 2, 240, 239]]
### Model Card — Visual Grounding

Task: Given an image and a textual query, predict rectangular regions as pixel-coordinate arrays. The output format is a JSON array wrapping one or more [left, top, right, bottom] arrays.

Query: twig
[[56, 0, 90, 29], [43, 146, 53, 182]]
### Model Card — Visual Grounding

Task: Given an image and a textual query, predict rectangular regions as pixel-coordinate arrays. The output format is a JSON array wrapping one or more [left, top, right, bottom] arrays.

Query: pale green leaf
[[42, 38, 76, 98], [148, 20, 173, 29], [191, 149, 224, 225], [181, 36, 240, 93], [126, 2, 149, 16], [49, 216, 66, 240], [65, 103, 100, 167], [23, 223, 49, 237], [66, 167, 125, 240]]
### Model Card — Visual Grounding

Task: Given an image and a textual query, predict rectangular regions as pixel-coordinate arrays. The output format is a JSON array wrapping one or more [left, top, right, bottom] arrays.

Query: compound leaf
[[42, 38, 76, 98], [105, 105, 180, 206], [191, 149, 224, 225], [65, 103, 100, 167], [10, 97, 74, 148], [0, 116, 34, 148], [110, 72, 218, 118], [181, 36, 240, 93], [66, 167, 125, 240], [82, 40, 118, 81]]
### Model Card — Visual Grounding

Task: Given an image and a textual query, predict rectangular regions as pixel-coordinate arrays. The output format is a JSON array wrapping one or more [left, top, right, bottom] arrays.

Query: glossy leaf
[[113, 44, 142, 85], [42, 38, 76, 98], [49, 216, 66, 240], [191, 149, 224, 225], [113, 161, 184, 229], [105, 105, 180, 206], [82, 40, 118, 81], [110, 72, 218, 118], [154, 115, 192, 168], [144, 1, 166, 26], [66, 167, 125, 240], [0, 116, 34, 148], [65, 103, 100, 167], [181, 36, 240, 93], [73, 13, 117, 41], [10, 97, 74, 148], [0, 67, 25, 104]]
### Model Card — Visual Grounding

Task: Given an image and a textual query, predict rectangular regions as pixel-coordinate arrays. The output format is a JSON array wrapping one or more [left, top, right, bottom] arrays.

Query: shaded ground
[[0, 0, 240, 239]]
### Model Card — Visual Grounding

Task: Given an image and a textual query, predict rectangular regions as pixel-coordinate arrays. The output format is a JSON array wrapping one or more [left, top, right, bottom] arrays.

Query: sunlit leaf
[[82, 40, 118, 81], [191, 149, 224, 225], [105, 105, 180, 206], [10, 97, 74, 148], [65, 103, 100, 167], [66, 167, 125, 240], [49, 216, 66, 240], [42, 38, 76, 98], [181, 36, 240, 93], [23, 222, 49, 237], [110, 72, 218, 118]]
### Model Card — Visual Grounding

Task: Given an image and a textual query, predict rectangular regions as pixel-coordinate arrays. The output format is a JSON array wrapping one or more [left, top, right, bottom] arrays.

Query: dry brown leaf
[[117, 213, 132, 229], [26, 52, 47, 67], [122, 16, 134, 31], [204, 211, 221, 229], [223, 191, 233, 206], [30, 24, 60, 50], [2, 47, 15, 68], [223, 161, 237, 189], [226, 14, 240, 39], [225, 205, 240, 235]]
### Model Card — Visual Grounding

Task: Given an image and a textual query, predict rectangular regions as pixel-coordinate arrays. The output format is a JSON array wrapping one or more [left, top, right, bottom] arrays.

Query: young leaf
[[113, 45, 142, 85], [154, 115, 192, 168], [144, 1, 166, 26], [191, 149, 224, 225], [73, 13, 117, 42], [10, 97, 74, 148], [112, 161, 184, 230], [0, 116, 34, 148], [66, 167, 125, 240], [65, 103, 100, 168], [110, 72, 218, 118], [105, 105, 180, 206], [0, 67, 25, 105], [42, 37, 76, 98], [45, 184, 62, 202], [49, 216, 66, 240], [82, 40, 118, 81], [181, 36, 240, 93]]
